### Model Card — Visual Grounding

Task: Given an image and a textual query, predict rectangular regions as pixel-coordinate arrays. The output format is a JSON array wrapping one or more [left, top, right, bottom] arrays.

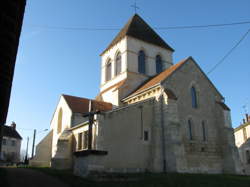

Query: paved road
[[5, 168, 70, 187]]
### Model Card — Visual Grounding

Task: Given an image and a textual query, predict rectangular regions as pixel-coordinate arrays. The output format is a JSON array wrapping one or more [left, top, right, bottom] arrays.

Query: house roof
[[124, 57, 188, 99], [3, 125, 22, 140], [101, 14, 174, 55], [62, 94, 112, 114]]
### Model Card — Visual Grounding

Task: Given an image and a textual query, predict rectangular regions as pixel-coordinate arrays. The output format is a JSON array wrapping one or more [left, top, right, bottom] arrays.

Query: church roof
[[124, 57, 188, 99], [101, 14, 174, 55], [3, 125, 22, 140], [62, 94, 112, 114]]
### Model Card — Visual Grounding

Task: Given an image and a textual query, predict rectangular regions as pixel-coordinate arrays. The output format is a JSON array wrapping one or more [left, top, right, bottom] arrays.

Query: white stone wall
[[100, 37, 127, 88], [29, 130, 53, 167], [51, 96, 72, 157], [94, 100, 154, 171], [126, 36, 173, 76]]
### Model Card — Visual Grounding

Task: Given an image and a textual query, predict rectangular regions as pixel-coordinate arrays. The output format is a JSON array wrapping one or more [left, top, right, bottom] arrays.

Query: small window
[[115, 52, 122, 75], [106, 60, 112, 81], [188, 119, 193, 140], [138, 50, 146, 74], [11, 140, 15, 146], [83, 131, 89, 149], [144, 130, 149, 141], [156, 55, 163, 74], [78, 133, 83, 150], [202, 121, 206, 141], [246, 150, 250, 164], [191, 86, 198, 108], [2, 138, 6, 145]]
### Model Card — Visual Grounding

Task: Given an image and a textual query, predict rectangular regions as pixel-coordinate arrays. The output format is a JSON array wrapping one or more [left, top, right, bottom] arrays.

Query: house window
[[2, 138, 6, 145], [246, 150, 250, 164], [156, 55, 163, 74], [11, 140, 16, 146], [83, 131, 89, 149], [78, 133, 83, 150], [106, 59, 112, 81], [188, 119, 193, 140], [144, 130, 149, 141], [57, 108, 63, 134], [115, 52, 122, 75], [191, 86, 198, 108], [138, 50, 146, 74], [202, 121, 206, 141]]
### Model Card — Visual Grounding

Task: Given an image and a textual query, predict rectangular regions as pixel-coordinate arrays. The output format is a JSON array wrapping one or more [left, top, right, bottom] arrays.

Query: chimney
[[243, 119, 246, 124], [11, 121, 16, 130], [246, 114, 249, 122]]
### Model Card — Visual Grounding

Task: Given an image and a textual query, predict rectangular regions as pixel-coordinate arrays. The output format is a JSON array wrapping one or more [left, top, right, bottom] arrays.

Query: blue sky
[[7, 0, 250, 155]]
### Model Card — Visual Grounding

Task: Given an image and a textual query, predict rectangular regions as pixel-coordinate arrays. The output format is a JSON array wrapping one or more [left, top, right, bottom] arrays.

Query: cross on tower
[[131, 0, 140, 13]]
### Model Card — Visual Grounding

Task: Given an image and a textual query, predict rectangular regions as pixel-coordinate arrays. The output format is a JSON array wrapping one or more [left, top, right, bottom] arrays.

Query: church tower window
[[138, 50, 146, 74], [106, 59, 112, 81], [188, 119, 193, 140], [57, 108, 63, 134], [115, 52, 122, 75], [191, 86, 198, 108], [156, 55, 163, 74]]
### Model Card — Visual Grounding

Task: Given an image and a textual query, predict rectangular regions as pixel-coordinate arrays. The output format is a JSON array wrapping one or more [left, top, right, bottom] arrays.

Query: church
[[30, 14, 242, 176]]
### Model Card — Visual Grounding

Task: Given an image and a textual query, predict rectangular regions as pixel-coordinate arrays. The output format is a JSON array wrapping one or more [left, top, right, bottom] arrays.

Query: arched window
[[115, 52, 122, 75], [138, 50, 146, 74], [106, 59, 112, 81], [202, 120, 206, 141], [57, 108, 63, 134], [188, 119, 193, 140], [156, 55, 163, 74], [191, 86, 198, 108]]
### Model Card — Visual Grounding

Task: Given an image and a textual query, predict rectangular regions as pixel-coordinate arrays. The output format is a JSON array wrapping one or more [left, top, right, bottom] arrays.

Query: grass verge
[[29, 167, 250, 187]]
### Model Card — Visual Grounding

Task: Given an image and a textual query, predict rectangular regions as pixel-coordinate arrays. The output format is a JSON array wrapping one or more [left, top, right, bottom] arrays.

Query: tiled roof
[[62, 94, 112, 114], [125, 58, 188, 99], [101, 14, 174, 55], [3, 125, 22, 140]]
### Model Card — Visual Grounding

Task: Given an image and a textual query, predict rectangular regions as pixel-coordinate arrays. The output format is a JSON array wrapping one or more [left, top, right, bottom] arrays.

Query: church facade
[[33, 14, 242, 176]]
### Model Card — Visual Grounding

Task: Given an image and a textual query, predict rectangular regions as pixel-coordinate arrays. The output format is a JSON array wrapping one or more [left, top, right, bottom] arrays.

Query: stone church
[[31, 14, 242, 176]]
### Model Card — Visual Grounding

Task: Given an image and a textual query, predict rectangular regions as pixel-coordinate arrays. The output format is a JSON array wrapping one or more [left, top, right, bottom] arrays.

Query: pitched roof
[[124, 58, 188, 99], [62, 94, 112, 114], [101, 14, 174, 55], [3, 125, 22, 139]]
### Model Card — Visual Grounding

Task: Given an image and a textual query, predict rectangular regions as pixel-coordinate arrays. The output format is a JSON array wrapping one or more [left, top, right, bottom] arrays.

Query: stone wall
[[29, 130, 53, 167]]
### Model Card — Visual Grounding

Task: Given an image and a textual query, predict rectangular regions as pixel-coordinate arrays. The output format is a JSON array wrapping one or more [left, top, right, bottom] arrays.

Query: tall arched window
[[202, 120, 206, 141], [138, 50, 146, 74], [156, 55, 163, 74], [191, 86, 198, 108], [188, 119, 193, 140], [106, 59, 112, 81], [57, 108, 63, 134], [115, 52, 122, 75]]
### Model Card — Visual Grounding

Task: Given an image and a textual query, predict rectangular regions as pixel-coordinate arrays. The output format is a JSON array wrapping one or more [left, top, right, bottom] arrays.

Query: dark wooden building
[[0, 0, 26, 157], [0, 0, 26, 125]]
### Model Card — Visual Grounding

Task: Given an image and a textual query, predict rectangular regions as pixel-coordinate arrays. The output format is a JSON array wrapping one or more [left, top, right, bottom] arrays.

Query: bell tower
[[98, 14, 174, 106]]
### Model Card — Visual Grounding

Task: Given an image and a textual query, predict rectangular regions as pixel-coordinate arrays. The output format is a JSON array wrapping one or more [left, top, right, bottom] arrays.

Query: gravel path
[[5, 168, 70, 187]]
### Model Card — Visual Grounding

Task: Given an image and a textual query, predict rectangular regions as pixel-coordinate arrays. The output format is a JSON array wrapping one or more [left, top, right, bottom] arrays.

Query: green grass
[[28, 167, 250, 187], [0, 168, 9, 187]]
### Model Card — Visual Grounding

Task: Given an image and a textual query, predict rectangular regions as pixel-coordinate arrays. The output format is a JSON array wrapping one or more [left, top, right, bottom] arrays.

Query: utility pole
[[25, 137, 29, 164], [31, 129, 36, 158]]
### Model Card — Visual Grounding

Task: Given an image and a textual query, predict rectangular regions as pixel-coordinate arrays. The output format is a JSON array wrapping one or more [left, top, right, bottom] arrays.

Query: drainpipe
[[160, 94, 167, 172]]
